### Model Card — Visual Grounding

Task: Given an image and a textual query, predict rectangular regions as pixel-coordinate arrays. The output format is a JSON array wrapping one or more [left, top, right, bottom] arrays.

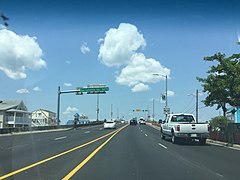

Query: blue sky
[[0, 0, 240, 124]]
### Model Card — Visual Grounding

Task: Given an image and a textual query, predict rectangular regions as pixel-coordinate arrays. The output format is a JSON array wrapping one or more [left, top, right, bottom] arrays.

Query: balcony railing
[[6, 116, 31, 125]]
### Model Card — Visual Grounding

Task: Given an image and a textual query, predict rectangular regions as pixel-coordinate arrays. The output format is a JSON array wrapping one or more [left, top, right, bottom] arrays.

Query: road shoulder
[[146, 122, 240, 150]]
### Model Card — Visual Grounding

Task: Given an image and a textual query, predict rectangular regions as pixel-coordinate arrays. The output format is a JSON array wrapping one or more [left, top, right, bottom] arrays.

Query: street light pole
[[153, 74, 169, 116], [165, 75, 168, 108]]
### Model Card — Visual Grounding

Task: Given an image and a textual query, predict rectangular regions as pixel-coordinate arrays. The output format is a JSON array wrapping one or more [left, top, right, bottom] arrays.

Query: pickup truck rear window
[[171, 115, 194, 122]]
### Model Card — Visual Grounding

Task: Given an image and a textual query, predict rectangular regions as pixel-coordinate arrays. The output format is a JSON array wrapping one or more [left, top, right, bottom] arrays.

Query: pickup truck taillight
[[176, 125, 180, 131], [208, 125, 211, 132]]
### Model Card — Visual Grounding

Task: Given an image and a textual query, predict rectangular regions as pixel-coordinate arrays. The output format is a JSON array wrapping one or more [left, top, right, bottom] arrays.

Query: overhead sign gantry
[[56, 84, 109, 125]]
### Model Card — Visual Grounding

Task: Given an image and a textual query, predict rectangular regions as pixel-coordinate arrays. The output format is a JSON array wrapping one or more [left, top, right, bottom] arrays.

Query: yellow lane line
[[62, 125, 128, 180], [0, 128, 121, 180]]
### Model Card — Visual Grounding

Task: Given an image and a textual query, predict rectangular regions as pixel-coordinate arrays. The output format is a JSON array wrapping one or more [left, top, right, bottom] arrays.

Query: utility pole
[[117, 108, 119, 120], [111, 104, 113, 120], [153, 99, 155, 121], [196, 89, 199, 123]]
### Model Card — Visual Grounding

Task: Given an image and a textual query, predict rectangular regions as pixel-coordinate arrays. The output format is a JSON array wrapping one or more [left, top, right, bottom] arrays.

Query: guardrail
[[0, 121, 104, 135]]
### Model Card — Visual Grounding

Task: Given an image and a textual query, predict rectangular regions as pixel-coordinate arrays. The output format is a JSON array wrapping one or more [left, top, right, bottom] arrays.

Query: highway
[[0, 123, 239, 180]]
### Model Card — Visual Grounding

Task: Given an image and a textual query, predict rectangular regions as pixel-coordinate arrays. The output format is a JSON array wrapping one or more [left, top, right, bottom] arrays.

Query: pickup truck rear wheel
[[199, 138, 206, 145], [171, 133, 179, 144], [160, 130, 165, 140]]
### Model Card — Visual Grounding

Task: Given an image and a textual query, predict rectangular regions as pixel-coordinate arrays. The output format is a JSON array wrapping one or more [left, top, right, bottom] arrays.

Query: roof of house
[[32, 109, 56, 114], [7, 109, 31, 114], [0, 100, 23, 111]]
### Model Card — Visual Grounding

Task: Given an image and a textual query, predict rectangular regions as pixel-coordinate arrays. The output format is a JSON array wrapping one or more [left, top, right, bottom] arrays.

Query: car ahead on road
[[139, 117, 146, 125], [130, 119, 137, 125], [103, 121, 116, 129], [160, 113, 210, 144]]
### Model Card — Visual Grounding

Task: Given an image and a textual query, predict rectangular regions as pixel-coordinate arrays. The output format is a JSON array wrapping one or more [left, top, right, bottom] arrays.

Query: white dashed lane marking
[[158, 143, 167, 149], [54, 136, 67, 141]]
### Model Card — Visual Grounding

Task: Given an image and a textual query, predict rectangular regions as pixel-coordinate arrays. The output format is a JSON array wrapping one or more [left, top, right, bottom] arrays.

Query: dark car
[[130, 119, 137, 125]]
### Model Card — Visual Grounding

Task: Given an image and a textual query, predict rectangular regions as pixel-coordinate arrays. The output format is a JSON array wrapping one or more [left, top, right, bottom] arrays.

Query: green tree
[[197, 53, 240, 116], [210, 116, 228, 128]]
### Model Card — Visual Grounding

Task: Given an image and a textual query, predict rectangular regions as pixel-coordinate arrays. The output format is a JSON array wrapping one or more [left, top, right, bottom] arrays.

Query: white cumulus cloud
[[98, 23, 171, 93], [116, 53, 170, 91], [131, 83, 150, 92], [98, 23, 146, 67], [64, 83, 72, 87], [0, 29, 46, 80], [63, 106, 79, 115], [33, 86, 41, 92], [80, 43, 90, 54], [167, 90, 175, 97], [16, 88, 29, 94]]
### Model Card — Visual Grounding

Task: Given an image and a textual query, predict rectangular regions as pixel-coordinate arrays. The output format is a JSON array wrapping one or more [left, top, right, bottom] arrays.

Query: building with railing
[[227, 107, 240, 123], [0, 100, 31, 128], [31, 109, 56, 126]]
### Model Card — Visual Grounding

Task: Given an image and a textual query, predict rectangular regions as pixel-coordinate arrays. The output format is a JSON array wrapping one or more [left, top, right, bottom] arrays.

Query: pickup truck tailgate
[[178, 123, 209, 134]]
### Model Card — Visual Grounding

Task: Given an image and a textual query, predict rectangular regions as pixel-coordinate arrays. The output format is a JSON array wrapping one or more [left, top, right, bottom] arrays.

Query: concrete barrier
[[0, 121, 103, 135]]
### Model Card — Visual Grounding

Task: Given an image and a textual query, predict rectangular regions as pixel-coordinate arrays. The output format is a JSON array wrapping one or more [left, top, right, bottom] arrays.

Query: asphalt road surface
[[0, 123, 239, 180]]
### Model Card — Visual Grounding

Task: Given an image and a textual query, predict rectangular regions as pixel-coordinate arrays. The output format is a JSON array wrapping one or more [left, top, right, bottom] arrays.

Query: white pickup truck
[[160, 113, 210, 144]]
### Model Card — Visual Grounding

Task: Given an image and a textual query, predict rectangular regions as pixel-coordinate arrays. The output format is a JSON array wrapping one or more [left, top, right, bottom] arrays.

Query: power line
[[190, 108, 196, 114], [186, 104, 196, 114], [199, 106, 207, 109], [182, 96, 194, 112]]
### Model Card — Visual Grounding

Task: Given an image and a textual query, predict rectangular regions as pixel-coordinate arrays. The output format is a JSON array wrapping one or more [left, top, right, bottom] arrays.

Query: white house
[[0, 100, 31, 128], [31, 109, 56, 126]]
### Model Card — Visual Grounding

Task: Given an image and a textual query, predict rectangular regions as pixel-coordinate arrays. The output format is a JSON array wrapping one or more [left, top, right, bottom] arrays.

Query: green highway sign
[[80, 87, 109, 92], [76, 86, 109, 95]]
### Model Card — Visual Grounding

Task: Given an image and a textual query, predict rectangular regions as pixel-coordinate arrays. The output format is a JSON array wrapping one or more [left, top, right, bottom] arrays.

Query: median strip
[[0, 128, 121, 180], [62, 124, 127, 180]]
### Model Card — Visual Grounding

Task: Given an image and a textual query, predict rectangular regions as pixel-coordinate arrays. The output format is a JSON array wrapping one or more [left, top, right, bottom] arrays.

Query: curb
[[207, 139, 240, 149], [146, 123, 160, 130], [146, 122, 160, 130]]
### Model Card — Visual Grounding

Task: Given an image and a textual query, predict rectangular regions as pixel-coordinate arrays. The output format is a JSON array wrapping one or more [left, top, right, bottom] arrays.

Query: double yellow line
[[0, 125, 128, 180], [62, 125, 126, 179]]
